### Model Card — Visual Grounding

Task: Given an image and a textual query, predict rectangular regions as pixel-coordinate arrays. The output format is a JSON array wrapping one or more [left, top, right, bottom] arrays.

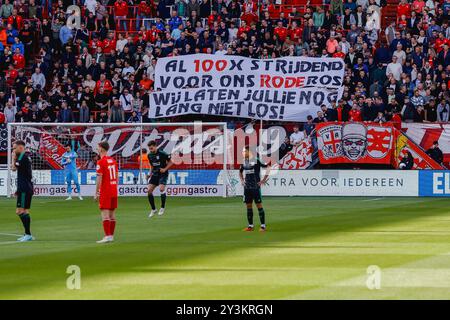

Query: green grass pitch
[[1, 196, 450, 300]]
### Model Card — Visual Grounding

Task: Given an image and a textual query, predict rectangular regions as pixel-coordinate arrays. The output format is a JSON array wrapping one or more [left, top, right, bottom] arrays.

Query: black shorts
[[243, 188, 262, 204], [16, 191, 33, 209], [148, 173, 169, 186]]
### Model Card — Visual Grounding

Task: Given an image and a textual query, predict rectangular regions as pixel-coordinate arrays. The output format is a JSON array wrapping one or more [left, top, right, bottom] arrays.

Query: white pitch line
[[0, 232, 23, 237], [362, 197, 384, 202], [0, 241, 20, 246]]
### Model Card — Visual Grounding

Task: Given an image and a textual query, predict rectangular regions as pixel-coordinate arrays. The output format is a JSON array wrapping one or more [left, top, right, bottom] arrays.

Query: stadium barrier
[[1, 169, 449, 197]]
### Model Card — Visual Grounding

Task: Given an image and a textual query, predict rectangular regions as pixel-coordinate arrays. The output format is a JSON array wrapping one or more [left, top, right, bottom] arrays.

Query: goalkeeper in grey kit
[[239, 146, 270, 232]]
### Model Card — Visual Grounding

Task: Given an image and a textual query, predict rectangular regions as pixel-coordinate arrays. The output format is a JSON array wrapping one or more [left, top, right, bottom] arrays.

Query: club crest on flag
[[317, 124, 343, 159], [367, 126, 392, 159]]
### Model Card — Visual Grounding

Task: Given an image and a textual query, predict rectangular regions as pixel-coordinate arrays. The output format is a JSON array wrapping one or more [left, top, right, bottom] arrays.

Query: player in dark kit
[[239, 146, 270, 232], [11, 140, 34, 242], [147, 140, 173, 218]]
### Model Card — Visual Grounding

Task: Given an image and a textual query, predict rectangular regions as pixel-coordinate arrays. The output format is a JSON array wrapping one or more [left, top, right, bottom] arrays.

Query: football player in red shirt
[[95, 141, 119, 243]]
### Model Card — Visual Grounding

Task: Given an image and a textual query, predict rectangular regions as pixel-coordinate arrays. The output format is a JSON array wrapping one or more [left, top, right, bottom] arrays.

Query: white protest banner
[[151, 54, 345, 122], [149, 87, 341, 121], [154, 54, 345, 91]]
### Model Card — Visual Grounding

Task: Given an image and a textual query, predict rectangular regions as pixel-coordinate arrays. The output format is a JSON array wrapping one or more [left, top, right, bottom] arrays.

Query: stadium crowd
[[0, 0, 449, 126]]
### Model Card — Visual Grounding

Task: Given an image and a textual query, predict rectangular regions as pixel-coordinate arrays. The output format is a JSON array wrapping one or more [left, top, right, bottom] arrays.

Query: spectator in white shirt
[[120, 89, 134, 113], [4, 101, 16, 123], [393, 43, 406, 65], [386, 56, 402, 81], [437, 100, 449, 122], [84, 0, 97, 14], [215, 43, 227, 55], [116, 33, 128, 53], [290, 125, 305, 146], [121, 61, 135, 80], [31, 68, 46, 89]]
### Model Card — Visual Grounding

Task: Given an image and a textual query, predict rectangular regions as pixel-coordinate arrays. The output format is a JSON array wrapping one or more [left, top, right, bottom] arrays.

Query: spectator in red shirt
[[392, 112, 402, 130], [434, 33, 449, 53], [12, 48, 25, 69], [89, 35, 105, 54], [146, 24, 161, 43], [333, 46, 346, 59], [266, 0, 279, 19], [237, 20, 250, 39], [241, 0, 258, 25], [289, 21, 303, 42], [94, 73, 113, 96], [412, 0, 425, 14], [397, 0, 411, 20], [398, 15, 408, 29], [274, 21, 288, 42], [349, 105, 362, 122], [139, 73, 153, 91], [207, 9, 221, 27], [7, 9, 23, 31], [137, 0, 152, 30], [102, 33, 116, 54], [114, 0, 129, 31], [5, 65, 18, 87]]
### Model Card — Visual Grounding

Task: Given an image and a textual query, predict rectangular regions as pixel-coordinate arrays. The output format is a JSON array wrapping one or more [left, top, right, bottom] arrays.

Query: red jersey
[[289, 27, 303, 41], [349, 109, 362, 122], [13, 53, 25, 69], [114, 1, 129, 16], [333, 51, 346, 59], [274, 26, 288, 42], [7, 15, 23, 30], [5, 69, 18, 86], [397, 3, 410, 18], [237, 25, 251, 38], [207, 14, 221, 27], [137, 2, 151, 15], [434, 38, 449, 53], [94, 79, 113, 95], [145, 28, 160, 43], [102, 38, 116, 54], [96, 156, 118, 199], [267, 4, 279, 19]]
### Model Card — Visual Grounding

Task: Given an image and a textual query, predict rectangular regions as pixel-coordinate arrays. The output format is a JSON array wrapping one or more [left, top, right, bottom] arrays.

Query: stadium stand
[[0, 0, 448, 125]]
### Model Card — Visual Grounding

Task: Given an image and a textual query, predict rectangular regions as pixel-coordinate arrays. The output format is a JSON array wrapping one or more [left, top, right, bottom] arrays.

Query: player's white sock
[[66, 195, 72, 200], [78, 194, 83, 200]]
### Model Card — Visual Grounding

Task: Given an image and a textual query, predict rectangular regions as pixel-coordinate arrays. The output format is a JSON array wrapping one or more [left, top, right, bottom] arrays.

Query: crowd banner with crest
[[150, 54, 345, 122], [317, 122, 394, 165], [316, 122, 444, 169]]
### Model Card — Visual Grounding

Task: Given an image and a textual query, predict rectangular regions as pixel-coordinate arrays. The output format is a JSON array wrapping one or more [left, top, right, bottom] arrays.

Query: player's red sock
[[103, 219, 111, 236], [109, 219, 116, 236]]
